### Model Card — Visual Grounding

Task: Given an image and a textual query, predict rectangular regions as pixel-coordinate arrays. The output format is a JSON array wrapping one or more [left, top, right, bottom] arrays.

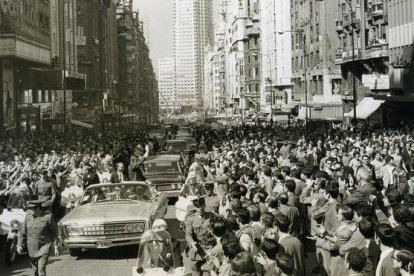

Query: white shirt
[[375, 246, 394, 276]]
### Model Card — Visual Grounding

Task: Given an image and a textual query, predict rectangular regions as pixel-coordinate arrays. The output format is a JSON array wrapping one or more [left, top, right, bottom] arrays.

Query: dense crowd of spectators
[[0, 125, 163, 215], [1, 121, 414, 276], [181, 123, 414, 276]]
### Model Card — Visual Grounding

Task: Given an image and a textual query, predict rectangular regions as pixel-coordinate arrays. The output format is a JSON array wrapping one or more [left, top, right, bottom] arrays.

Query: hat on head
[[152, 219, 168, 229]]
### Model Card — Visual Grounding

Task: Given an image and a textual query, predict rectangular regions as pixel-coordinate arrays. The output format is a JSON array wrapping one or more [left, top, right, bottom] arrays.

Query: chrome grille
[[66, 222, 145, 236]]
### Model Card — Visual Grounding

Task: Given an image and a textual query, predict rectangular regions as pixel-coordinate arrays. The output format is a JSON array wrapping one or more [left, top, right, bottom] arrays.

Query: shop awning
[[266, 114, 289, 121], [71, 120, 94, 129], [344, 97, 385, 119]]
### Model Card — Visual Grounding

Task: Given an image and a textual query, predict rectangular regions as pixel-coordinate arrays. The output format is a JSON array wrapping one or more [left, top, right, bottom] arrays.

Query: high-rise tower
[[173, 0, 214, 109]]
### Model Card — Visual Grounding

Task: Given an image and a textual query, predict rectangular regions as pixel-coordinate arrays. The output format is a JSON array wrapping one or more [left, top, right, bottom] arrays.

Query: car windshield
[[144, 161, 179, 174], [166, 141, 188, 152], [80, 183, 153, 205]]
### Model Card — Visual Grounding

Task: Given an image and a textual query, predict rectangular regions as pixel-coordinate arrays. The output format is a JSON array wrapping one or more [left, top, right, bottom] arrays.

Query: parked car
[[58, 181, 168, 257], [143, 154, 187, 197]]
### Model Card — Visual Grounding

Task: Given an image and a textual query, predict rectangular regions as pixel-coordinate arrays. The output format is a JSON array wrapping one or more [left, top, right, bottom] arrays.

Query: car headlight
[[125, 222, 145, 233], [66, 225, 84, 236], [171, 184, 176, 190], [10, 220, 20, 230]]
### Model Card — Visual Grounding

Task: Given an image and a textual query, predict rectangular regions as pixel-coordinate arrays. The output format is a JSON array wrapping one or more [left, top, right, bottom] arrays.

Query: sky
[[134, 0, 219, 76]]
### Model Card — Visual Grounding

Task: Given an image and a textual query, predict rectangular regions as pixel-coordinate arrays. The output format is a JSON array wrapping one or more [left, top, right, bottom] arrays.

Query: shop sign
[[362, 74, 389, 90]]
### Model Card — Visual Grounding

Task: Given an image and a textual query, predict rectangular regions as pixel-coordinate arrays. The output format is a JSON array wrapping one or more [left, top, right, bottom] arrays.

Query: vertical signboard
[[2, 61, 14, 128]]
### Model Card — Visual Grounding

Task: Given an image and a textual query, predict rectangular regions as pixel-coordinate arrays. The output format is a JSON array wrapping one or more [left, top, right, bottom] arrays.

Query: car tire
[[69, 248, 82, 257], [5, 238, 17, 266]]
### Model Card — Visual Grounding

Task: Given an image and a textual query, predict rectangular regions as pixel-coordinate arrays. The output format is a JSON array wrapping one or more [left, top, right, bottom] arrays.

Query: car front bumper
[[62, 235, 142, 249]]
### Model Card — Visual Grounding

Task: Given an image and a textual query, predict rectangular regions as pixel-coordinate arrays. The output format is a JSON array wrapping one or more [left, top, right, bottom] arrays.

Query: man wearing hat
[[17, 199, 57, 276], [204, 182, 220, 213], [33, 169, 57, 208], [183, 196, 214, 274]]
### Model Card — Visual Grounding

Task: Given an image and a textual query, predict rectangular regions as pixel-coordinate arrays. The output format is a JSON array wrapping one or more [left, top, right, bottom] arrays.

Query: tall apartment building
[[223, 0, 250, 113], [158, 58, 177, 114], [292, 0, 342, 120], [75, 0, 119, 125], [173, 0, 214, 109], [334, 0, 393, 124], [0, 0, 85, 136], [260, 0, 292, 113], [118, 1, 158, 123], [389, 0, 414, 110], [243, 0, 261, 113], [203, 0, 228, 115]]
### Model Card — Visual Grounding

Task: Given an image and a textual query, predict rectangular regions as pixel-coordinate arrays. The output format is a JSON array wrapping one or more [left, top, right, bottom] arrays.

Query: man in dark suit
[[110, 162, 126, 183], [346, 167, 377, 205]]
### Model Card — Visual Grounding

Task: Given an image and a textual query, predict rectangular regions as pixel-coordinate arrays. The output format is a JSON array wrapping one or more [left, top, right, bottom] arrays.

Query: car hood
[[145, 174, 181, 184], [60, 201, 155, 225]]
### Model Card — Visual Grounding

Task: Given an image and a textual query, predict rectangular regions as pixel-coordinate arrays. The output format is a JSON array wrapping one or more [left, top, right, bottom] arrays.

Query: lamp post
[[278, 29, 307, 134], [344, 0, 357, 122]]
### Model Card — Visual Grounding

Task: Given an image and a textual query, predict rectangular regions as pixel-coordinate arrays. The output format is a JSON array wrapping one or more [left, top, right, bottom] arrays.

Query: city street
[[1, 206, 184, 276]]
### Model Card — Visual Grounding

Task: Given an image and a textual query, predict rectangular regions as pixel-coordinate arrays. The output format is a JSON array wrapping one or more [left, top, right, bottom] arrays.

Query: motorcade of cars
[[58, 181, 168, 257], [143, 154, 187, 198], [164, 139, 189, 154]]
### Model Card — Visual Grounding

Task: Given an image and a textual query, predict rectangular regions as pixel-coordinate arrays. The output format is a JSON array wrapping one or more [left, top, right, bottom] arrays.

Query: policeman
[[17, 199, 57, 276], [204, 182, 220, 213], [183, 196, 214, 274], [34, 169, 57, 209]]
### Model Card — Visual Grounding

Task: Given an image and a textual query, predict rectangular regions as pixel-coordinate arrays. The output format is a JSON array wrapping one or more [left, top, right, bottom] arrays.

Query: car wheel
[[69, 248, 82, 257], [5, 238, 17, 266]]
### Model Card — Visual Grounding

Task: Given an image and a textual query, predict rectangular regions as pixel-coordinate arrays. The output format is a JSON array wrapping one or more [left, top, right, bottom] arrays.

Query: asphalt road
[[1, 206, 318, 276], [1, 206, 184, 276]]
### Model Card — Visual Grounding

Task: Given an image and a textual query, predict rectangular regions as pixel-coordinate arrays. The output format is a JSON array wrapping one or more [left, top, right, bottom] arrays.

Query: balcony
[[335, 48, 343, 64], [246, 27, 260, 38], [372, 0, 384, 18], [365, 40, 388, 58]]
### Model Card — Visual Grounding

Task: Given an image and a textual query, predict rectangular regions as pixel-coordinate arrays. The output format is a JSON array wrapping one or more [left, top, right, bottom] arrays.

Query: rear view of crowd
[[181, 123, 414, 276]]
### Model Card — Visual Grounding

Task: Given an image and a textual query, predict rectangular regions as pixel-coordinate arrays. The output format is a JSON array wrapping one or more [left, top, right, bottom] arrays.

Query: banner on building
[[362, 74, 390, 90], [2, 61, 15, 128]]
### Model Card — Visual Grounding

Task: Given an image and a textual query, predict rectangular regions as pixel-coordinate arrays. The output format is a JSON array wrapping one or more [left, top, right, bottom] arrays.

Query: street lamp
[[344, 0, 357, 122], [278, 29, 308, 134]]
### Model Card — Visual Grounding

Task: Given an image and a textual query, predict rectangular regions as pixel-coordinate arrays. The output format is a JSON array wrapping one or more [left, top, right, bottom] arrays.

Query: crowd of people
[[1, 121, 414, 276], [180, 123, 414, 276]]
